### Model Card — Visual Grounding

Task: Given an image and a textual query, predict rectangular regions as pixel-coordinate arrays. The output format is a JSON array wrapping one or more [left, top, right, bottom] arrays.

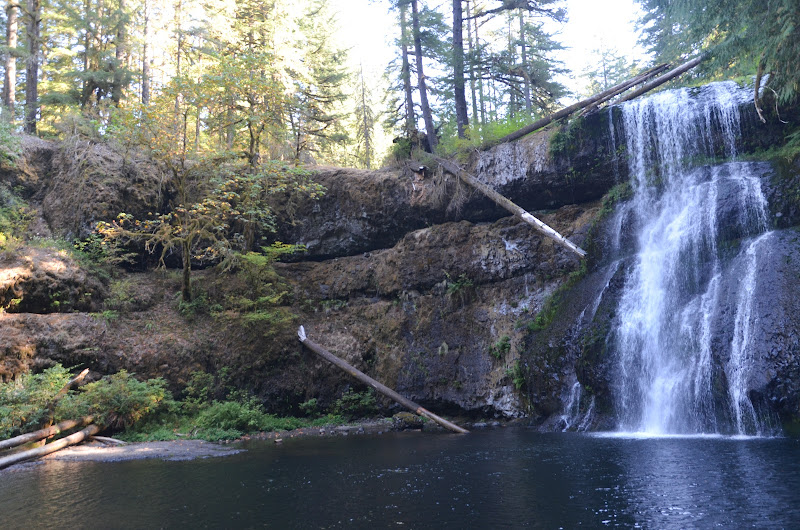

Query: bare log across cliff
[[297, 326, 469, 434], [578, 63, 670, 117], [480, 57, 704, 150], [617, 56, 706, 104], [0, 423, 102, 470], [0, 416, 95, 452], [435, 156, 587, 258]]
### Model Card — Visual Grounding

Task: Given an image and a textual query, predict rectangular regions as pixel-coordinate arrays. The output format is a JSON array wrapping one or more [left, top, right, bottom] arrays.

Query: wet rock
[[392, 412, 424, 430]]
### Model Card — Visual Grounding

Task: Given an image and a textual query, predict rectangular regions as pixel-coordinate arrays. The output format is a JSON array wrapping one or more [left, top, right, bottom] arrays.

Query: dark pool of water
[[1, 429, 799, 528]]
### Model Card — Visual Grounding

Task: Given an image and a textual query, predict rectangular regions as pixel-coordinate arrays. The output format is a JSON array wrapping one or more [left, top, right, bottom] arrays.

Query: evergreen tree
[[638, 0, 800, 106]]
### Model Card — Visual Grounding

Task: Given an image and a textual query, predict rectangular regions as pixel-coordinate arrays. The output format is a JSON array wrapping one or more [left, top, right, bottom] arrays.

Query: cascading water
[[610, 81, 772, 435]]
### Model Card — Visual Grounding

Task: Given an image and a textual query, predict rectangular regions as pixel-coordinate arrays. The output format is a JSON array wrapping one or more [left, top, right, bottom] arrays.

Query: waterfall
[[611, 81, 771, 435]]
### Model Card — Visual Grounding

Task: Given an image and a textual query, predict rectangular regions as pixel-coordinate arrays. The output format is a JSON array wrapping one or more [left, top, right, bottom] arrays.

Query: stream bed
[[1, 428, 799, 528]]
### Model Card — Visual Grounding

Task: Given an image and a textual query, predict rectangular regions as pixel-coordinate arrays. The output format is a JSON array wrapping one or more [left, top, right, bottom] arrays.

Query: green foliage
[[58, 371, 172, 429], [505, 361, 525, 391], [213, 244, 303, 336], [0, 365, 72, 438], [333, 388, 379, 420], [599, 182, 633, 218], [489, 335, 511, 360], [91, 309, 119, 323], [638, 0, 800, 104], [0, 184, 32, 249], [299, 398, 319, 416], [445, 272, 474, 295], [0, 121, 21, 164]]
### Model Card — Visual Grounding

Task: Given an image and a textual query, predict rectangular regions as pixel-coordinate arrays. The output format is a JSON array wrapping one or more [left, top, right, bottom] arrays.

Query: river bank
[[21, 416, 505, 467]]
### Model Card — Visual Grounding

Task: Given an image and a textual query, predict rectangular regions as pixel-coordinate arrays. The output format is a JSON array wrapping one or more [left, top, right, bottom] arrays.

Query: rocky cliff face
[[2, 94, 800, 426]]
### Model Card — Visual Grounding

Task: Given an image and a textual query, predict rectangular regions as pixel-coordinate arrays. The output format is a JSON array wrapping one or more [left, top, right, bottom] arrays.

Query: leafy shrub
[[0, 365, 72, 438], [196, 400, 267, 432], [333, 388, 378, 419], [58, 371, 172, 429], [505, 361, 526, 391]]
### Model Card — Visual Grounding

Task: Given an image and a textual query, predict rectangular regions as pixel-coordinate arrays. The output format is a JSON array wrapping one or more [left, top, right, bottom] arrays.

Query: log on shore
[[298, 326, 469, 434], [0, 423, 102, 471], [435, 156, 587, 258], [0, 416, 94, 452]]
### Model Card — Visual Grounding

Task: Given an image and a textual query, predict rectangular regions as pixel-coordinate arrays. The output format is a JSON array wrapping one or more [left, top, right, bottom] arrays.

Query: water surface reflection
[[1, 429, 798, 528]]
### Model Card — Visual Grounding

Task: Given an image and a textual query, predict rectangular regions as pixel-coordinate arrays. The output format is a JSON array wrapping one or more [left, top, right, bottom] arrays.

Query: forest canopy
[[0, 0, 796, 166]]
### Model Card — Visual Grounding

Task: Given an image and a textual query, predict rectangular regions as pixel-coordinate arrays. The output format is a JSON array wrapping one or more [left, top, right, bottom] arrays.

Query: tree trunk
[[3, 0, 18, 118], [452, 0, 468, 138], [399, 4, 415, 137], [465, 0, 478, 126], [360, 67, 371, 169], [475, 14, 485, 124], [435, 156, 587, 258], [142, 0, 151, 104], [112, 0, 127, 105], [0, 416, 94, 452], [298, 327, 468, 434], [0, 423, 102, 470], [24, 0, 40, 135], [519, 11, 532, 115], [578, 63, 669, 117], [410, 0, 437, 152], [43, 368, 90, 426], [181, 238, 192, 302]]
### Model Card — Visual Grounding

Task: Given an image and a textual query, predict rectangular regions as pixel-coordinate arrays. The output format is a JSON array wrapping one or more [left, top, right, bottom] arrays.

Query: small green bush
[[333, 388, 378, 419], [58, 371, 172, 429], [489, 335, 511, 360]]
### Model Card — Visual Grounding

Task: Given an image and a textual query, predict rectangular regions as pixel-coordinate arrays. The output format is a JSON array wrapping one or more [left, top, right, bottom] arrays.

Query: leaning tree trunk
[[399, 4, 415, 137], [435, 156, 587, 258], [411, 0, 437, 152], [298, 327, 468, 434]]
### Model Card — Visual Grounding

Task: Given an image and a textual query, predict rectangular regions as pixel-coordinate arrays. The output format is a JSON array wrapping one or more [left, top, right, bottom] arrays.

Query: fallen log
[[0, 416, 95, 452], [90, 435, 127, 446], [480, 65, 672, 150], [578, 63, 670, 117], [0, 423, 102, 470], [435, 156, 587, 258], [297, 326, 469, 434], [617, 55, 706, 104]]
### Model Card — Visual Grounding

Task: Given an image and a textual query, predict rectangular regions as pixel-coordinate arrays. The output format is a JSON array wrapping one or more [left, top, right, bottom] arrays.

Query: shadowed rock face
[[279, 111, 622, 261]]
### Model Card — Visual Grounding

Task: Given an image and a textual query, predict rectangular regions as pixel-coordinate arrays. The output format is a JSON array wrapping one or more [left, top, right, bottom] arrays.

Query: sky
[[329, 0, 649, 97]]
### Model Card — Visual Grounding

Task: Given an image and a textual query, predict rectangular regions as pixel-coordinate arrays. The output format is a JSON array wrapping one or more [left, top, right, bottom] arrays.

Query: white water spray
[[613, 81, 771, 435]]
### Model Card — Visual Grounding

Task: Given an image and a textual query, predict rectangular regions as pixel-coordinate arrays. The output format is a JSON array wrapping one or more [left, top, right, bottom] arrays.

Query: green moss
[[525, 261, 588, 333]]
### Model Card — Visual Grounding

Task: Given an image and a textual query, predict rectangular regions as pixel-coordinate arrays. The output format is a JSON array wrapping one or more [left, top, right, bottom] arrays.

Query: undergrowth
[[0, 365, 360, 444]]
